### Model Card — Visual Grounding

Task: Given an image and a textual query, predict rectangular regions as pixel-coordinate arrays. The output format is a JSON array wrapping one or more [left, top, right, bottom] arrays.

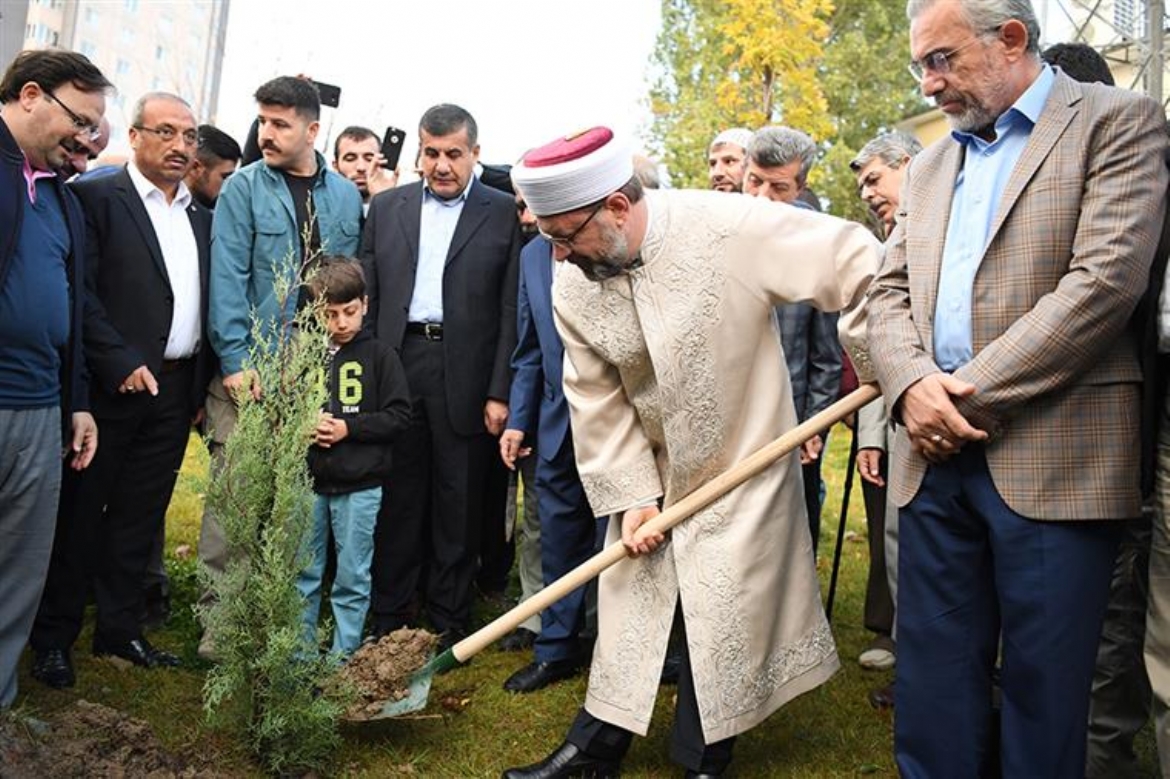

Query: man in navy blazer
[[361, 104, 520, 645], [499, 235, 602, 692]]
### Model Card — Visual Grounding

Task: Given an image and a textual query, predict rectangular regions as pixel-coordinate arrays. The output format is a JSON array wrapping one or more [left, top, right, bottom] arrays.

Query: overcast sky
[[215, 0, 663, 170]]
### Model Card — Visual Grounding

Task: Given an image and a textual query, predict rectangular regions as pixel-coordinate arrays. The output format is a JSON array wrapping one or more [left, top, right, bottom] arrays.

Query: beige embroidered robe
[[553, 189, 880, 743]]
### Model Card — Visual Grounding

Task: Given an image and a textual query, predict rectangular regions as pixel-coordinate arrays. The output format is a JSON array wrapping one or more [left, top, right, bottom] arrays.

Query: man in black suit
[[361, 103, 520, 647], [30, 92, 212, 687]]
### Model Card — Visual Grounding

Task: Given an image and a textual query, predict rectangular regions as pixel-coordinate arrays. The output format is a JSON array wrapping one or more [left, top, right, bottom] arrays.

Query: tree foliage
[[649, 0, 928, 222], [200, 245, 346, 775]]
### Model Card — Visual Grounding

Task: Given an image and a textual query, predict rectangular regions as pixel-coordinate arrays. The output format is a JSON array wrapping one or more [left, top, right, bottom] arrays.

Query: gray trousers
[[1086, 513, 1151, 779], [0, 407, 62, 708], [196, 379, 235, 645], [1146, 388, 1170, 777], [507, 452, 542, 634]]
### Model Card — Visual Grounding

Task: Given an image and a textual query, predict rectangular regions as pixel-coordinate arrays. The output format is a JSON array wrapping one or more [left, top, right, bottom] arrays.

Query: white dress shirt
[[127, 162, 201, 359]]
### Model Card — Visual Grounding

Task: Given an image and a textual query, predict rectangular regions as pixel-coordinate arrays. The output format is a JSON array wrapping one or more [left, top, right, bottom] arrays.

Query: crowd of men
[[4, 0, 1170, 775]]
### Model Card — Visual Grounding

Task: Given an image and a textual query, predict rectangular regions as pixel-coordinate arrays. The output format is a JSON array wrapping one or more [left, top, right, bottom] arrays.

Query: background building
[[3, 0, 230, 155]]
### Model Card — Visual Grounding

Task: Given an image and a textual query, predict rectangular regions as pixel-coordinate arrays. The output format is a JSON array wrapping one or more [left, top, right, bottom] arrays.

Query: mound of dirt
[[0, 700, 224, 778], [338, 628, 439, 719]]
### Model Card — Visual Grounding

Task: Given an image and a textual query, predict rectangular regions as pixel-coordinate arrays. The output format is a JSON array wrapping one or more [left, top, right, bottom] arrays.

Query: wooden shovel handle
[[452, 383, 882, 663]]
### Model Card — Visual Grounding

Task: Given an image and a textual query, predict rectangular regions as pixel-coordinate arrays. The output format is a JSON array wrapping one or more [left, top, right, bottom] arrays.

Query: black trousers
[[567, 608, 737, 773], [371, 334, 491, 635], [32, 361, 194, 649], [476, 454, 514, 594]]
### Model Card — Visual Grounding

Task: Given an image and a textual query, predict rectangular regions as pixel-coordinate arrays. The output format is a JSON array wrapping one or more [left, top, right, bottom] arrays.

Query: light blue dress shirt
[[408, 178, 472, 323], [933, 64, 1055, 371]]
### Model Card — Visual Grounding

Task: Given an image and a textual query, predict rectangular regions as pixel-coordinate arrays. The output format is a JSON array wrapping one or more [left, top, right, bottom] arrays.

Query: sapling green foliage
[[199, 243, 348, 775]]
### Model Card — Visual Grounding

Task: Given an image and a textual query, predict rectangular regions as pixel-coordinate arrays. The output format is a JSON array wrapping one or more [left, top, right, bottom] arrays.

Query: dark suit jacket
[[508, 238, 574, 462], [69, 167, 214, 415], [361, 178, 520, 437]]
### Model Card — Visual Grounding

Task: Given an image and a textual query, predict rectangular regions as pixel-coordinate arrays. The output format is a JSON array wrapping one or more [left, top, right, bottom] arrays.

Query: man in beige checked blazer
[[867, 0, 1168, 776]]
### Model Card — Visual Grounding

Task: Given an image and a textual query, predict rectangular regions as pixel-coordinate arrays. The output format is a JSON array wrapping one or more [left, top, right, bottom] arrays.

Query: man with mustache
[[0, 48, 108, 710], [504, 126, 879, 779], [30, 92, 213, 687], [361, 103, 520, 651], [867, 0, 1168, 775], [200, 76, 362, 660]]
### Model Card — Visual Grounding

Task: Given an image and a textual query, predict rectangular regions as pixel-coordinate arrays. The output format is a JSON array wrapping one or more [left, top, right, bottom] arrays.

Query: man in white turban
[[501, 126, 881, 778]]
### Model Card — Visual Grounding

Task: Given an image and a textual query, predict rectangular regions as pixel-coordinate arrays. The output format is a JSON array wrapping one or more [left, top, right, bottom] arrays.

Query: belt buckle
[[424, 323, 442, 341]]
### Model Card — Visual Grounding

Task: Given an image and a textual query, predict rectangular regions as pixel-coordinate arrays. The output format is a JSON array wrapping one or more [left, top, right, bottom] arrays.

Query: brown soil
[[0, 700, 226, 778], [337, 628, 439, 720]]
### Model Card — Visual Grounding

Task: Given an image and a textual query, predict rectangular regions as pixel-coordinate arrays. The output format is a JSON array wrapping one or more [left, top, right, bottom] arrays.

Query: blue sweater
[[0, 116, 89, 421]]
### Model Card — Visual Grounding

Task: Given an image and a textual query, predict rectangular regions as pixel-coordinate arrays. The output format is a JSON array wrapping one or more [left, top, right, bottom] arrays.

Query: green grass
[[14, 427, 1153, 776]]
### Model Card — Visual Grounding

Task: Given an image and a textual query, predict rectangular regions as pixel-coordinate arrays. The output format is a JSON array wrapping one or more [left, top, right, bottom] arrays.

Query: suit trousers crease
[[0, 407, 62, 708], [34, 363, 195, 649], [372, 334, 490, 635], [861, 458, 895, 638], [534, 441, 602, 663], [568, 605, 736, 773], [895, 444, 1121, 779]]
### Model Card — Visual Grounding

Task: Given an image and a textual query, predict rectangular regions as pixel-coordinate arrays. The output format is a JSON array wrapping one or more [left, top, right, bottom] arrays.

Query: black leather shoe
[[500, 627, 537, 652], [501, 741, 620, 778], [93, 635, 180, 668], [31, 648, 75, 689], [867, 681, 895, 709], [503, 658, 581, 693], [683, 772, 721, 778]]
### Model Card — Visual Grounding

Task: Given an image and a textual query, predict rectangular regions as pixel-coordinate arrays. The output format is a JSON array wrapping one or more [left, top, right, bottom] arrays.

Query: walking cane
[[363, 384, 882, 719], [825, 421, 859, 622]]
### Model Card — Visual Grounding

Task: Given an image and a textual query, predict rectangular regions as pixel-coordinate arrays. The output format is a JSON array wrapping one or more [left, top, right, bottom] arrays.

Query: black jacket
[[68, 167, 215, 416], [0, 116, 90, 433], [308, 330, 411, 494], [361, 178, 520, 436]]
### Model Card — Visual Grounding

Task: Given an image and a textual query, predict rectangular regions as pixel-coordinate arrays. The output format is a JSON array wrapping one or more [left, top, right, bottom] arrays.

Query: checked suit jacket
[[868, 70, 1168, 521], [361, 178, 520, 436]]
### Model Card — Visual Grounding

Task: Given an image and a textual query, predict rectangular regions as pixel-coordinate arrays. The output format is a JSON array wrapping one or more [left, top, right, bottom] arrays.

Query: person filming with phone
[[332, 125, 401, 213]]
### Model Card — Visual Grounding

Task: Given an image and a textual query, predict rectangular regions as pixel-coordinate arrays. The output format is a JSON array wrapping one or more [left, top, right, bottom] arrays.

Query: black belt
[[406, 322, 443, 341], [160, 357, 195, 374]]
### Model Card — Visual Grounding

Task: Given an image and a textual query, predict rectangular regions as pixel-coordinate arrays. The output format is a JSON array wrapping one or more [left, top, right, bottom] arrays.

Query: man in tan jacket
[[868, 1, 1167, 775]]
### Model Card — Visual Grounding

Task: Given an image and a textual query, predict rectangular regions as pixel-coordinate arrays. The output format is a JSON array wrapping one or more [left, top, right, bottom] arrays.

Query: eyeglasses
[[907, 34, 989, 82], [134, 125, 199, 146], [539, 202, 605, 249], [44, 90, 102, 142]]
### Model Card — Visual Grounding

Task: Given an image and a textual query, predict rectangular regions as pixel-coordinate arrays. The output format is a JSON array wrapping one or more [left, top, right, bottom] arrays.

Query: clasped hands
[[901, 372, 988, 463]]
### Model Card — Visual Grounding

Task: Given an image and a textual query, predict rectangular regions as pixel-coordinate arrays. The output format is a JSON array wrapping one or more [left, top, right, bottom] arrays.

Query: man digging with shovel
[[498, 127, 882, 779]]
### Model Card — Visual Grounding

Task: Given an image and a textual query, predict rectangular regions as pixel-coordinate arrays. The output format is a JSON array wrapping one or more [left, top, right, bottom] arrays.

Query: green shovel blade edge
[[365, 647, 462, 720]]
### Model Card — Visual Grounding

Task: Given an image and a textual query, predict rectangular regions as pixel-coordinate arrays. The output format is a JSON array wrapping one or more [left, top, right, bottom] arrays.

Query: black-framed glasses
[[539, 202, 605, 249], [44, 90, 102, 142], [134, 125, 199, 146], [907, 34, 989, 82]]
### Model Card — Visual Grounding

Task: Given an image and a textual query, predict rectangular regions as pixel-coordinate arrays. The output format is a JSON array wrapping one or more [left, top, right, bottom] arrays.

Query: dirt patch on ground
[[338, 628, 439, 719], [0, 699, 224, 778]]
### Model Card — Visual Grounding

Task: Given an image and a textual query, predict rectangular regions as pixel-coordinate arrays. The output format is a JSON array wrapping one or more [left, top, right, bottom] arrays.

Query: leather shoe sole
[[503, 659, 581, 693], [31, 648, 75, 689], [501, 740, 620, 778]]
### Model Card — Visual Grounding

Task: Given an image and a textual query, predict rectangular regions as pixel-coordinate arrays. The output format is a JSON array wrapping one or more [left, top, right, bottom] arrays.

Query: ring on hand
[[929, 433, 942, 443]]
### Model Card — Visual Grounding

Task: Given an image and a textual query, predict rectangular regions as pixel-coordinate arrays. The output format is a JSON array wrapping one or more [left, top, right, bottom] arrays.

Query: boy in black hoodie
[[299, 258, 410, 657]]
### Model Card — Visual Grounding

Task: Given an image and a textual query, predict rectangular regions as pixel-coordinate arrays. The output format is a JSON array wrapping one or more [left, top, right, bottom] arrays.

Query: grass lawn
[[13, 426, 1158, 777]]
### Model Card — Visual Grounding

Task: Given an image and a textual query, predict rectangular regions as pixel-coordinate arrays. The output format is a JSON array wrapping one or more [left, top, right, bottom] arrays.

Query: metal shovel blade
[[364, 647, 461, 720], [372, 663, 434, 718]]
